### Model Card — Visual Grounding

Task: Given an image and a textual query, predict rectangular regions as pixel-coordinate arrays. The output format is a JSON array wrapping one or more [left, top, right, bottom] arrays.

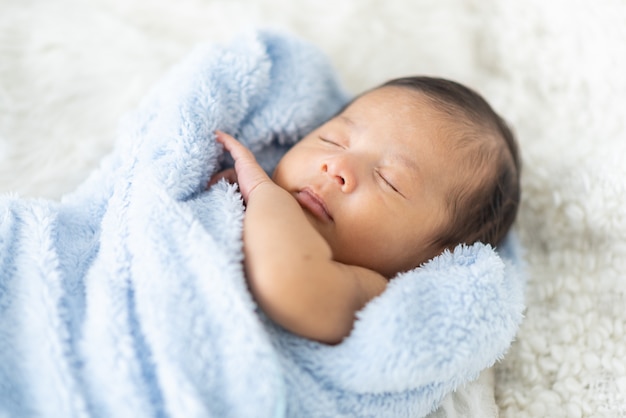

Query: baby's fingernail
[[215, 131, 227, 143]]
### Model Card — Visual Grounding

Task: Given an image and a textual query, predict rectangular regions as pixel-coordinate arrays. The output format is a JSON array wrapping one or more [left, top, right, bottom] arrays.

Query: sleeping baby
[[210, 75, 521, 344], [0, 31, 525, 417]]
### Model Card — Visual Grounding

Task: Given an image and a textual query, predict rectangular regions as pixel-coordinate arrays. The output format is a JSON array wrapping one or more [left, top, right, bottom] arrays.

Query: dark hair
[[381, 76, 521, 250]]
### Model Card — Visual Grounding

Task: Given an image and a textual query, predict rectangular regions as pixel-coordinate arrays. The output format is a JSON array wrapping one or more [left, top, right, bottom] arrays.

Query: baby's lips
[[295, 188, 333, 222]]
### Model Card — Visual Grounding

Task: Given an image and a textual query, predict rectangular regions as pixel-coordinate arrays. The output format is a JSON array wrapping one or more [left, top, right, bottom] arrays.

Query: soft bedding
[[0, 31, 524, 417], [5, 0, 625, 416]]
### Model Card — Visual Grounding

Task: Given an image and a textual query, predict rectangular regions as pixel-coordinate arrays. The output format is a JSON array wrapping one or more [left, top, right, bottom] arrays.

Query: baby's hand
[[208, 167, 237, 188], [214, 131, 273, 202]]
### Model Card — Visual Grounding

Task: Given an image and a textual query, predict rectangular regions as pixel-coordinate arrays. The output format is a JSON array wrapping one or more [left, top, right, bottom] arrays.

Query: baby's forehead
[[345, 87, 455, 133], [344, 85, 502, 172], [356, 86, 440, 113]]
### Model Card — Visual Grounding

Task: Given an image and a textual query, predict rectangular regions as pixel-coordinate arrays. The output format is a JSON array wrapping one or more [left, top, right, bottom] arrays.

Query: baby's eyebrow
[[337, 115, 356, 127], [391, 154, 419, 174]]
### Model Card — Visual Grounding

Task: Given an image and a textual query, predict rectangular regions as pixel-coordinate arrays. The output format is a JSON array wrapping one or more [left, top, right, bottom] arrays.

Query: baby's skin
[[212, 86, 458, 344], [215, 131, 387, 344]]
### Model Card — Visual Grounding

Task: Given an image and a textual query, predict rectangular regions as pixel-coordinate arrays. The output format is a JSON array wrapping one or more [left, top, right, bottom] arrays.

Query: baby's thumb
[[207, 168, 237, 188]]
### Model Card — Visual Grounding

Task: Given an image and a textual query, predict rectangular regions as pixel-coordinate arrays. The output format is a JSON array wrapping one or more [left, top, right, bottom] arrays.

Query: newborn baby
[[211, 76, 521, 344]]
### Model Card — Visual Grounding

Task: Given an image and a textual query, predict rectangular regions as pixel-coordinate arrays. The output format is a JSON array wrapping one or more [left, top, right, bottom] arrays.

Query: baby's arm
[[214, 131, 387, 344]]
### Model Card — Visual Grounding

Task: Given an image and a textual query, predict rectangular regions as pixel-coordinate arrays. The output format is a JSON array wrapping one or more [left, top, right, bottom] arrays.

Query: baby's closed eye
[[319, 136, 344, 148], [376, 169, 404, 197]]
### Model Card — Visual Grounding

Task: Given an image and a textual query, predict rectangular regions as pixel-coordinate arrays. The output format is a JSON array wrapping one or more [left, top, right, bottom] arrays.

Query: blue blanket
[[0, 30, 525, 418]]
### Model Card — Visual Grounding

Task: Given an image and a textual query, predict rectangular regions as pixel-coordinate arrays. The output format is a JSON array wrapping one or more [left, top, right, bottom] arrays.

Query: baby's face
[[273, 86, 460, 277]]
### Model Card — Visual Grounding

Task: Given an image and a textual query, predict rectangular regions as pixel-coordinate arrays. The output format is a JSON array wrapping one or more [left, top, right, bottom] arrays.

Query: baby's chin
[[301, 209, 332, 240], [297, 207, 419, 278]]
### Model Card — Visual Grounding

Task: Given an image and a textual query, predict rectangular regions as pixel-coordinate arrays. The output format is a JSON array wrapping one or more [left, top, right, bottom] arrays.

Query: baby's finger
[[214, 131, 273, 201], [215, 130, 254, 162], [207, 168, 237, 188]]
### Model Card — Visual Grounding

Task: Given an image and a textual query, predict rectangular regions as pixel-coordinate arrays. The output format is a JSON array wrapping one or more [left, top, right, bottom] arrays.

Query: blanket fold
[[0, 30, 524, 418]]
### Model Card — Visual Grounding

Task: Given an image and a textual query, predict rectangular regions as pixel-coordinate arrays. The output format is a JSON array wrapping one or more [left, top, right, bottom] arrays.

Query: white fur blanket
[[2, 0, 625, 416]]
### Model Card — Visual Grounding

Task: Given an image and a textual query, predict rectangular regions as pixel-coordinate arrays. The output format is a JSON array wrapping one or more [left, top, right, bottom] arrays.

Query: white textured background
[[2, 0, 626, 416]]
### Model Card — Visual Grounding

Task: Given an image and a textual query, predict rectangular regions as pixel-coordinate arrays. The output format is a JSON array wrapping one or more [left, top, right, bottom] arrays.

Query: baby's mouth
[[295, 188, 333, 222]]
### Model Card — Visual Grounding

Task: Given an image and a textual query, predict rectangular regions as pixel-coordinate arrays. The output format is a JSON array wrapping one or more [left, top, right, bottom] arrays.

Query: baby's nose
[[322, 159, 355, 192]]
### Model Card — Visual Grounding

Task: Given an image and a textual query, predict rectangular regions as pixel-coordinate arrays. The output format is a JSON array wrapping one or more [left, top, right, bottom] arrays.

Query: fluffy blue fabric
[[0, 30, 525, 417]]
